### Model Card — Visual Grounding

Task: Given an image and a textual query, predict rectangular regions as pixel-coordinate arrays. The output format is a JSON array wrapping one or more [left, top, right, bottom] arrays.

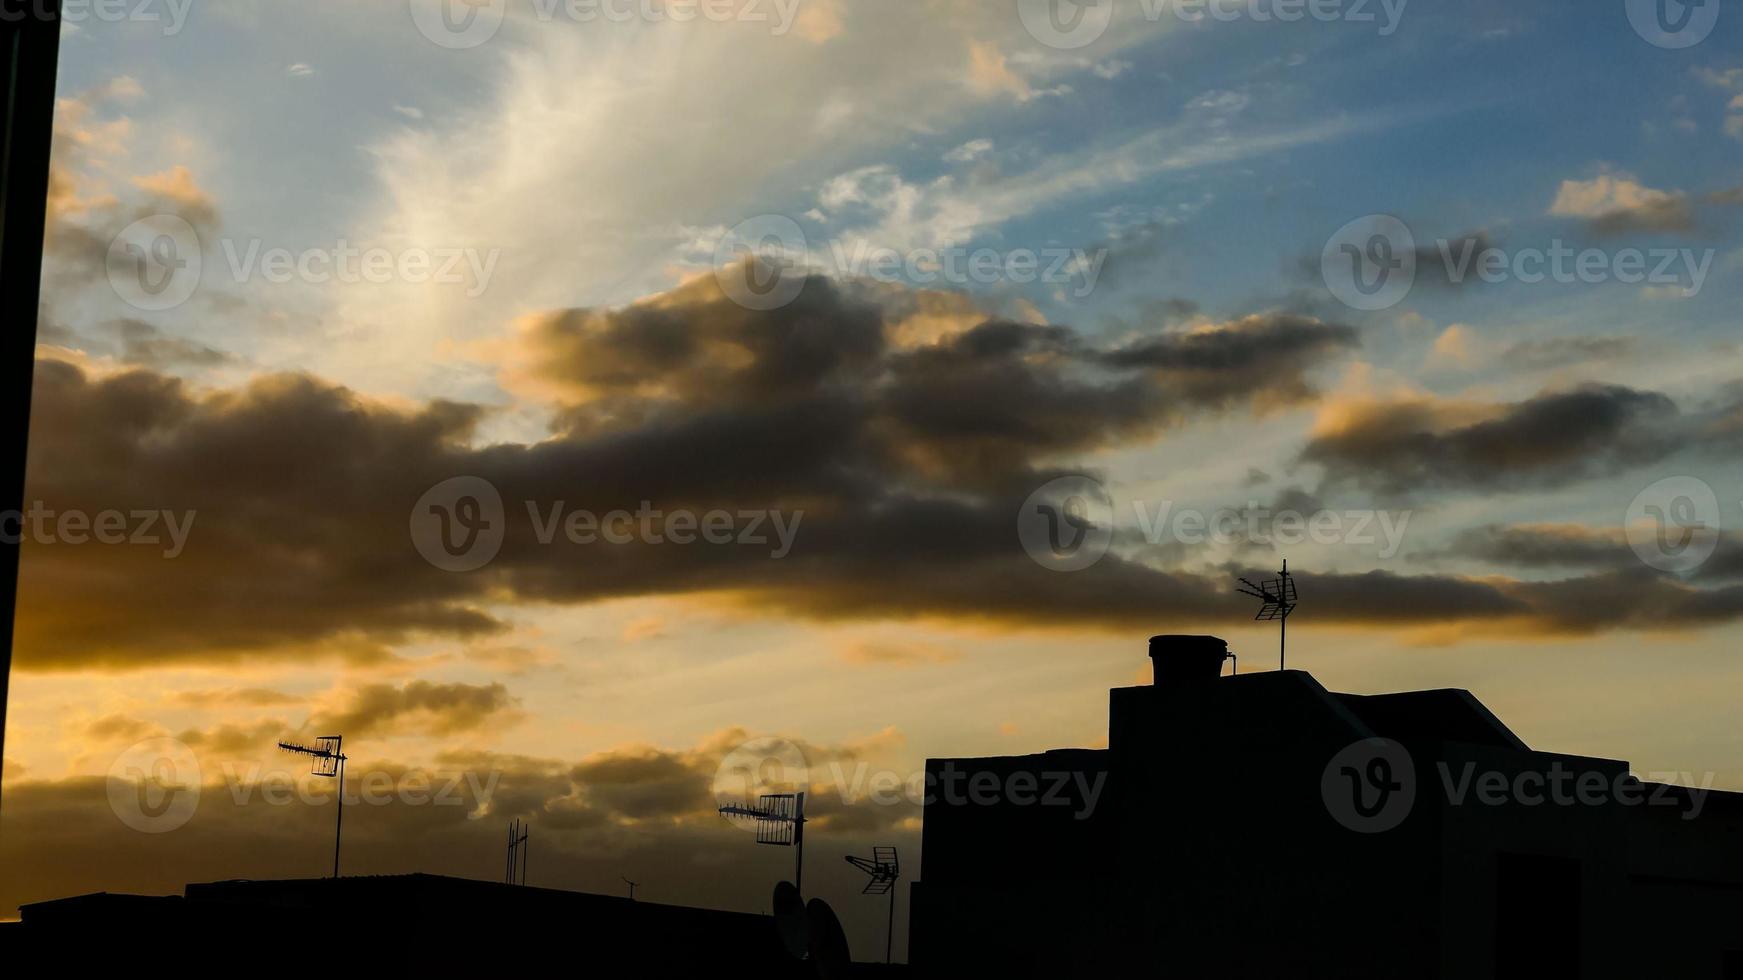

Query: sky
[[4, 0, 1743, 954]]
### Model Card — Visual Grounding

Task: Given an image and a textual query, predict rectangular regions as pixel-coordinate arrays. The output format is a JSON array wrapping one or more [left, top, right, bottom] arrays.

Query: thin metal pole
[[794, 792, 805, 896], [1280, 559, 1288, 671], [332, 755, 344, 878], [521, 826, 528, 885], [887, 885, 896, 963]]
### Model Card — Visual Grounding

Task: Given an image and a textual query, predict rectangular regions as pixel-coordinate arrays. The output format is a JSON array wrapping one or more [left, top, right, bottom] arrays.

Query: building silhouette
[[910, 635, 1743, 979], [11, 873, 824, 972]]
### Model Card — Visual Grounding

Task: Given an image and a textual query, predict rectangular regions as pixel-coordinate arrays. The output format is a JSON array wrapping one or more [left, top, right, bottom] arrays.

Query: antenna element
[[845, 846, 902, 963], [276, 735, 347, 877], [719, 792, 807, 894], [505, 819, 529, 885], [1236, 558, 1299, 670]]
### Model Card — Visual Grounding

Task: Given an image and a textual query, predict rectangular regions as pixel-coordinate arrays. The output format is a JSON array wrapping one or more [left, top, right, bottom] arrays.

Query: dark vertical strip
[[0, 1, 64, 817]]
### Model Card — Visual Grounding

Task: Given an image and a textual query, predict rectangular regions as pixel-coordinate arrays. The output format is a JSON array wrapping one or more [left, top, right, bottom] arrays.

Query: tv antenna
[[1237, 558, 1298, 670], [276, 735, 347, 877], [505, 819, 529, 885], [621, 876, 639, 901], [719, 792, 807, 894], [845, 846, 901, 964]]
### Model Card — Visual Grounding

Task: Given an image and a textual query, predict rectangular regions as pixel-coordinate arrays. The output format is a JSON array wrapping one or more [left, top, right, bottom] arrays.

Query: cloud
[[307, 681, 522, 739], [85, 714, 157, 742], [1499, 336, 1635, 371], [171, 688, 301, 709], [943, 138, 994, 164], [1428, 325, 1477, 368], [1302, 384, 1684, 494], [966, 41, 1037, 101], [39, 88, 224, 317], [1548, 171, 1693, 236], [177, 719, 295, 757], [837, 641, 961, 667], [20, 272, 1743, 671], [1429, 523, 1743, 582], [1, 726, 920, 932], [17, 359, 504, 669], [43, 319, 240, 370]]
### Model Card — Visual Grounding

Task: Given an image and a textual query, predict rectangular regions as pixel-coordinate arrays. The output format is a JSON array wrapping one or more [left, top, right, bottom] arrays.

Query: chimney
[[1147, 634, 1230, 684]]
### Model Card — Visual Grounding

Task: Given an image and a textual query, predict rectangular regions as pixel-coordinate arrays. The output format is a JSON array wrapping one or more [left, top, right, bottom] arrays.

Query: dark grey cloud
[[1, 735, 920, 951], [1302, 384, 1684, 494], [308, 681, 522, 739], [19, 278, 1368, 669], [1584, 196, 1695, 237], [1428, 523, 1743, 582], [19, 274, 1743, 669]]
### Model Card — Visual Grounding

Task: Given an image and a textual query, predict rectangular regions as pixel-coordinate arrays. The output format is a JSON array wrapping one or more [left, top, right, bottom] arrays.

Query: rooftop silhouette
[[909, 634, 1743, 979]]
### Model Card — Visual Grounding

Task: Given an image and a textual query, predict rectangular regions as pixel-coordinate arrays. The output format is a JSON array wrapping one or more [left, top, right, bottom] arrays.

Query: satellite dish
[[805, 898, 852, 980], [772, 880, 809, 960]]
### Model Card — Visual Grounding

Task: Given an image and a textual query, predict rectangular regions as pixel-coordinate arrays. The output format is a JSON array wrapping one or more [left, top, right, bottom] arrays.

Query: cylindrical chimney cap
[[1148, 634, 1229, 684]]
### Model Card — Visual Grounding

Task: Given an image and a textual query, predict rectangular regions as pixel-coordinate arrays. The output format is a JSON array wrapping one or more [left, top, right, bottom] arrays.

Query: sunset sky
[[5, 0, 1743, 953]]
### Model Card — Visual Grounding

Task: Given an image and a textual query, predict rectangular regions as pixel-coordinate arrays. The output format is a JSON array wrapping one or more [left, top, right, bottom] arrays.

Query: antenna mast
[[719, 792, 807, 894], [505, 819, 529, 885], [276, 735, 347, 877], [846, 846, 902, 964], [1236, 558, 1298, 670]]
